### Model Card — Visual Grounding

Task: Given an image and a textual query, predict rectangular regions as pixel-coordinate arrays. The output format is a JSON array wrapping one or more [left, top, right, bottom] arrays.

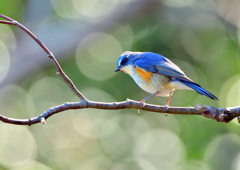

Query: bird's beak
[[115, 66, 122, 72]]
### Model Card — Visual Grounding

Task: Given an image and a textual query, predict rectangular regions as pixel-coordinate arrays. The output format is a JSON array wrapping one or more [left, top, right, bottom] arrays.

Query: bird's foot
[[138, 99, 145, 113], [164, 104, 169, 116]]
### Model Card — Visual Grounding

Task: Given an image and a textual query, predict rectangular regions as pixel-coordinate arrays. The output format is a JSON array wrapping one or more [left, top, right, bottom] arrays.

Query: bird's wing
[[135, 52, 194, 82]]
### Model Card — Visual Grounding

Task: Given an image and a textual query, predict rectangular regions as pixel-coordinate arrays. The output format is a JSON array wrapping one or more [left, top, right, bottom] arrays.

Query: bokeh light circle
[[0, 125, 37, 167], [75, 118, 120, 139], [100, 124, 132, 157], [80, 156, 114, 170], [0, 85, 35, 118], [219, 74, 240, 107], [0, 40, 10, 83], [112, 157, 158, 170], [51, 0, 81, 19], [51, 0, 119, 20], [204, 134, 240, 170], [12, 161, 52, 170], [232, 152, 240, 170], [73, 0, 118, 19], [226, 78, 240, 107], [0, 25, 16, 49], [29, 76, 71, 112], [76, 32, 123, 81], [111, 23, 134, 50], [135, 128, 185, 162], [162, 0, 194, 8]]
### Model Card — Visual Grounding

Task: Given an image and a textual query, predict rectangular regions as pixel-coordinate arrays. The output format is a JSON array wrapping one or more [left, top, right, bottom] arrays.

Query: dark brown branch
[[0, 14, 238, 125]]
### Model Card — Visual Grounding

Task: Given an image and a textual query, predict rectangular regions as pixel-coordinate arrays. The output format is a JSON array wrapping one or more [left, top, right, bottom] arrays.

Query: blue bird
[[115, 51, 218, 109]]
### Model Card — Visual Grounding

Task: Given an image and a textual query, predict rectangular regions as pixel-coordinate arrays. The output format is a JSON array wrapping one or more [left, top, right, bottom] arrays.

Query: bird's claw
[[164, 104, 169, 116], [138, 100, 145, 113]]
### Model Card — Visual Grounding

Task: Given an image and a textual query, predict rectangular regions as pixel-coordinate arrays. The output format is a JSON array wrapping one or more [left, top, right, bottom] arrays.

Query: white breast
[[121, 65, 192, 97], [120, 65, 134, 76]]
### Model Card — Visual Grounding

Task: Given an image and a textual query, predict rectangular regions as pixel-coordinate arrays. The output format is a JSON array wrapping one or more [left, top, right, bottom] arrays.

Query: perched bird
[[115, 51, 218, 109]]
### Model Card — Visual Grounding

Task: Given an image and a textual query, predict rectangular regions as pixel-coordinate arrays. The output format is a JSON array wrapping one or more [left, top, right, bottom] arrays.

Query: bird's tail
[[179, 80, 218, 100]]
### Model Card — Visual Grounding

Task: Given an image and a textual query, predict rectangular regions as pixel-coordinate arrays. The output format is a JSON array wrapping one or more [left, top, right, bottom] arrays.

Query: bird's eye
[[121, 57, 128, 65]]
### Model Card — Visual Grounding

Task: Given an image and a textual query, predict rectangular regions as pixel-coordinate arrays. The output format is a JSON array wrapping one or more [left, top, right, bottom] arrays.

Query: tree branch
[[0, 99, 239, 125], [0, 14, 238, 125]]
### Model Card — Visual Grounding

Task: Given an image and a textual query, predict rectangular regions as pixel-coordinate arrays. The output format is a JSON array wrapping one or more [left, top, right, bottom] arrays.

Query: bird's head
[[115, 51, 140, 74]]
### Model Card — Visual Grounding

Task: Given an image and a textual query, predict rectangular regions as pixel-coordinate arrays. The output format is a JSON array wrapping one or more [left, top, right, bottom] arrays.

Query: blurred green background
[[0, 0, 240, 169]]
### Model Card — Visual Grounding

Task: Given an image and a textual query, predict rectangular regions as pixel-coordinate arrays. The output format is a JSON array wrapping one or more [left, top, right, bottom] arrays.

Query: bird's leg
[[138, 92, 158, 113], [138, 99, 145, 113], [164, 91, 172, 116], [166, 92, 171, 106]]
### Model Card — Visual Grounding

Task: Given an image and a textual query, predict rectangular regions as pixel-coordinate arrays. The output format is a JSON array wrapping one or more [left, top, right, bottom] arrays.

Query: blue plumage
[[178, 80, 218, 100], [115, 51, 219, 105]]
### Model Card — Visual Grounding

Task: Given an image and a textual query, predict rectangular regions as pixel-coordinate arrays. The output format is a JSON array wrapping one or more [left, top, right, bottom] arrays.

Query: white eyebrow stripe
[[117, 58, 122, 67]]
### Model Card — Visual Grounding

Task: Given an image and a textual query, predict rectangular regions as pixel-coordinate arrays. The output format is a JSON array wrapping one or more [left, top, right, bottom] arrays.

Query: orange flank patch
[[136, 66, 153, 83]]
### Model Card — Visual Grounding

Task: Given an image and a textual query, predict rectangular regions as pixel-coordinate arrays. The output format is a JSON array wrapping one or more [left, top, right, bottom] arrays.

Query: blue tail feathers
[[179, 80, 218, 100]]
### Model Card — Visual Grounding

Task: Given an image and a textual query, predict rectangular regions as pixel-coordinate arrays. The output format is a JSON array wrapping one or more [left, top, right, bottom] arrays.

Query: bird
[[115, 51, 218, 113]]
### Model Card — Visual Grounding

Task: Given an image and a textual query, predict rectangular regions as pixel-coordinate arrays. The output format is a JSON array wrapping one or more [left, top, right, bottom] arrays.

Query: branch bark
[[0, 14, 238, 125]]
